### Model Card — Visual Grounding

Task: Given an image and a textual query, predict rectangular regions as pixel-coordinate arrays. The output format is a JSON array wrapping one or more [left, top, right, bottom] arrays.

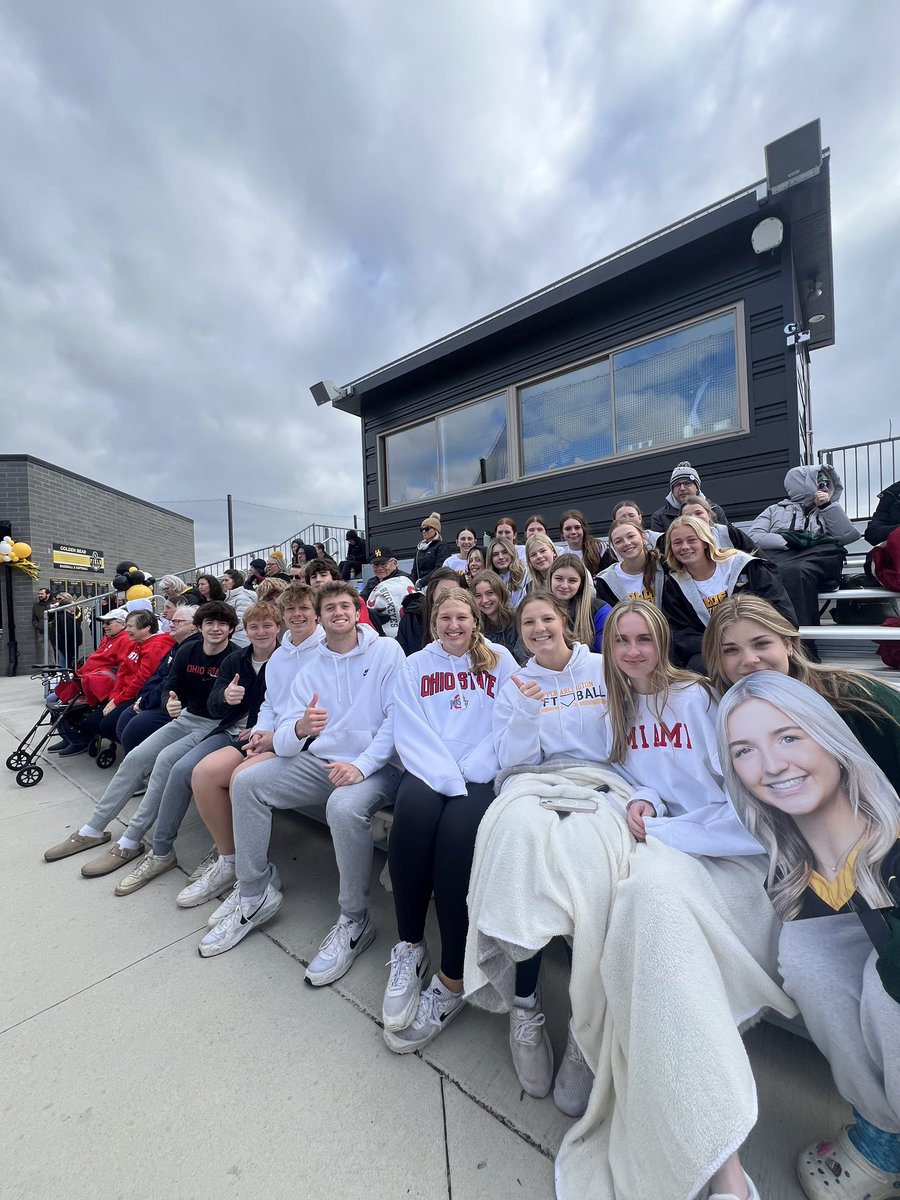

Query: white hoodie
[[254, 625, 325, 732], [273, 624, 403, 778], [493, 642, 608, 768], [610, 682, 763, 858], [391, 639, 517, 795]]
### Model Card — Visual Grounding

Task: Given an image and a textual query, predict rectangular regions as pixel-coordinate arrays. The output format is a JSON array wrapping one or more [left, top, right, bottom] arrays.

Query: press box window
[[382, 392, 510, 507]]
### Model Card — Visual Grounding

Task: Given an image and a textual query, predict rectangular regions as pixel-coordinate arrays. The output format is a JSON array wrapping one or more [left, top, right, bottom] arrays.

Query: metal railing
[[818, 436, 899, 523], [177, 521, 363, 584], [40, 590, 118, 672]]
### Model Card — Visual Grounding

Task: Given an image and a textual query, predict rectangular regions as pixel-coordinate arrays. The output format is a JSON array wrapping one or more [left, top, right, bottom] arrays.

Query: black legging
[[388, 774, 495, 980]]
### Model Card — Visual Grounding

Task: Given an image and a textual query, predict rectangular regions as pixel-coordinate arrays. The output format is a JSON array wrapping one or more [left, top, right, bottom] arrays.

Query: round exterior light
[[808, 313, 826, 323], [751, 217, 784, 254]]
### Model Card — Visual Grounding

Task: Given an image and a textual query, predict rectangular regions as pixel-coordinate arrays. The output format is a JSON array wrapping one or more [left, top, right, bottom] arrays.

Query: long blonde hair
[[430, 587, 500, 674], [549, 553, 596, 648], [487, 536, 525, 591], [665, 514, 739, 574], [601, 600, 714, 764], [524, 533, 557, 591], [702, 595, 885, 722], [717, 671, 900, 920]]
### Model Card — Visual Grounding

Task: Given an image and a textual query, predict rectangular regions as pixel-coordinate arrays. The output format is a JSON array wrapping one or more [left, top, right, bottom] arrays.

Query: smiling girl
[[471, 570, 527, 663], [491, 592, 611, 1111], [720, 673, 900, 1199], [595, 518, 665, 608], [559, 508, 604, 577], [383, 588, 516, 1055], [524, 532, 558, 592], [548, 553, 611, 651], [703, 595, 900, 795], [443, 527, 478, 572], [486, 536, 527, 608], [663, 514, 796, 670]]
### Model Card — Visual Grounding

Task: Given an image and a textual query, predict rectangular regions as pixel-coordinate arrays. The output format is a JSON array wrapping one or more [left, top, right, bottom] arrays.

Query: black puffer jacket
[[865, 481, 900, 546], [412, 539, 449, 587], [206, 644, 271, 737]]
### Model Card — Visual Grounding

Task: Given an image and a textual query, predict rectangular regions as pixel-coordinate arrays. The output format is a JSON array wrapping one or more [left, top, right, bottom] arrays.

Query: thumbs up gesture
[[295, 691, 328, 739], [166, 690, 183, 718], [512, 674, 543, 702], [224, 672, 245, 705]]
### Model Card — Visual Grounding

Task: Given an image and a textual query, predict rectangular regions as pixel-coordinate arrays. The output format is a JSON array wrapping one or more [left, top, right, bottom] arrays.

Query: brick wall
[[0, 456, 195, 674]]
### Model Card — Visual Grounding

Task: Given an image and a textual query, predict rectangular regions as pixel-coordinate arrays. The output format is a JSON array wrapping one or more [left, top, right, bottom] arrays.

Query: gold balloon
[[126, 584, 154, 600], [12, 542, 31, 559]]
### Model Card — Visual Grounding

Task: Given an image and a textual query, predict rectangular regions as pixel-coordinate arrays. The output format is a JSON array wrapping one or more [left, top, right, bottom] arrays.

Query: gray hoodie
[[748, 465, 859, 550]]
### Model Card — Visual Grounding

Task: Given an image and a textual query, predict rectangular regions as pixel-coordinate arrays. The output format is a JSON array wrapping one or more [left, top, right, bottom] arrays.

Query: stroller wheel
[[96, 747, 117, 769], [16, 764, 44, 788], [6, 751, 30, 771], [87, 739, 100, 758]]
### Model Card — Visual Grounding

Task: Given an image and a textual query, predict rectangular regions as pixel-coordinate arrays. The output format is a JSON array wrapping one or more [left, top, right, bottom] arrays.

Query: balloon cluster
[[112, 560, 156, 602], [0, 534, 40, 580]]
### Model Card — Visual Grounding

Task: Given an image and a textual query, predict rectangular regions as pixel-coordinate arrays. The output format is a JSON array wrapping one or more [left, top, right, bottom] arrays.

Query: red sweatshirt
[[110, 633, 176, 704], [78, 630, 131, 677]]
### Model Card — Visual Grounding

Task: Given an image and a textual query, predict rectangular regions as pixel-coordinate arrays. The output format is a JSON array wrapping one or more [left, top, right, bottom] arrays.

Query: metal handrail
[[818, 435, 899, 523]]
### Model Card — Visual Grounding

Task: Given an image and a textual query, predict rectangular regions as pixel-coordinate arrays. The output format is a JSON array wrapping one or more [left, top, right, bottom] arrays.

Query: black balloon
[[115, 560, 137, 575], [113, 574, 129, 591]]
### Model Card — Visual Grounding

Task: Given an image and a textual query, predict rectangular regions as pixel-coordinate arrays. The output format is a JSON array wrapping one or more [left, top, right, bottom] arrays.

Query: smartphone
[[539, 796, 599, 815]]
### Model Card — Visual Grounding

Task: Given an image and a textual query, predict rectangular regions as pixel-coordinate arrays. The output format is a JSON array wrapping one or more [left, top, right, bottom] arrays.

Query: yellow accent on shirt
[[807, 847, 860, 911]]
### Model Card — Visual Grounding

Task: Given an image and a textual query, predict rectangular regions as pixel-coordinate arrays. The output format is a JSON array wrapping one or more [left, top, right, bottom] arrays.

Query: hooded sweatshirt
[[273, 623, 404, 777], [391, 639, 517, 794], [224, 585, 256, 647], [366, 569, 416, 637], [749, 465, 859, 549], [109, 632, 175, 704], [610, 683, 764, 858], [493, 642, 608, 768], [650, 493, 727, 533], [254, 625, 325, 733]]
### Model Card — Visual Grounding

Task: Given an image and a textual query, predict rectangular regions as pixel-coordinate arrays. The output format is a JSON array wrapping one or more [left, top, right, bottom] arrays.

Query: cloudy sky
[[2, 0, 898, 564]]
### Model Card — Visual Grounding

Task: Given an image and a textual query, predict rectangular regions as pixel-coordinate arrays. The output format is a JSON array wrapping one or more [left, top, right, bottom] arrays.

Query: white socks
[[513, 992, 538, 1009], [79, 824, 104, 839], [119, 836, 141, 851]]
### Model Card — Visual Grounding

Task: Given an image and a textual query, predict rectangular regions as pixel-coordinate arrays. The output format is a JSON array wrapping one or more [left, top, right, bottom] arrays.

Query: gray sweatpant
[[88, 711, 219, 841], [230, 751, 401, 920], [779, 913, 900, 1133], [151, 732, 233, 857]]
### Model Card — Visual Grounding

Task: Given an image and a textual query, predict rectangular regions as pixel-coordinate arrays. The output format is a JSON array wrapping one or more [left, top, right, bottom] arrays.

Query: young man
[[304, 559, 341, 589], [173, 583, 324, 905], [366, 547, 415, 639], [114, 601, 283, 896], [649, 461, 728, 533], [32, 586, 52, 662], [44, 602, 238, 872], [198, 581, 403, 984]]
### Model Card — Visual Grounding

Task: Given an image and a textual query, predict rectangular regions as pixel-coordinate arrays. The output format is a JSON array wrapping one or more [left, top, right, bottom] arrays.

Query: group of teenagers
[[40, 458, 900, 1200]]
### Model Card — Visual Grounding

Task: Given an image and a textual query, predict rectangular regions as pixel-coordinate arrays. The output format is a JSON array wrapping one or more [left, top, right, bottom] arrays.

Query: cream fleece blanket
[[464, 763, 798, 1200]]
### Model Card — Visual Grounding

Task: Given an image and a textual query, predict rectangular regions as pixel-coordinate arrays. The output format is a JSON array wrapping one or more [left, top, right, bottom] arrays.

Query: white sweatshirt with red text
[[609, 682, 763, 858], [391, 639, 517, 795]]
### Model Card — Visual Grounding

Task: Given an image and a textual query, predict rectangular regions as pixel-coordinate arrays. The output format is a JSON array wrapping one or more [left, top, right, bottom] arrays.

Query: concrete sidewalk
[[0, 675, 554, 1200], [0, 674, 848, 1199]]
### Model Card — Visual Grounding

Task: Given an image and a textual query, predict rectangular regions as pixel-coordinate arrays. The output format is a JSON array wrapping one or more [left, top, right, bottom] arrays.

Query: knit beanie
[[670, 461, 701, 489], [422, 512, 442, 536]]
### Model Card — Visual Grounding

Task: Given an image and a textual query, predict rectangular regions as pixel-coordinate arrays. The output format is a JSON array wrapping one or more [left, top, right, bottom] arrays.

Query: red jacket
[[80, 630, 131, 676], [110, 633, 176, 704]]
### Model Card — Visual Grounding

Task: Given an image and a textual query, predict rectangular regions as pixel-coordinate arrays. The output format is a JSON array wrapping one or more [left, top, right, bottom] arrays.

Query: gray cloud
[[1, 0, 898, 564]]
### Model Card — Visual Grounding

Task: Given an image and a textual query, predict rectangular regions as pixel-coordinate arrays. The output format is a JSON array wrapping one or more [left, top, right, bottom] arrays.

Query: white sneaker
[[553, 1024, 594, 1117], [509, 998, 554, 1098], [177, 856, 237, 907], [198, 883, 282, 958], [382, 941, 431, 1031], [305, 914, 375, 987], [187, 844, 218, 883], [383, 975, 465, 1054], [207, 868, 281, 926], [114, 849, 177, 896]]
